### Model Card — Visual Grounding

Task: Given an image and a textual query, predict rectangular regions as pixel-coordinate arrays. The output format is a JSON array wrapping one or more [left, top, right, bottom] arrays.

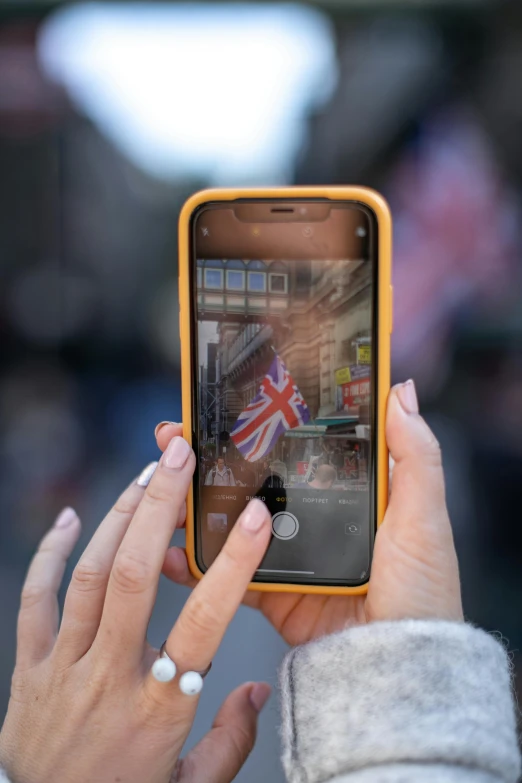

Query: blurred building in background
[[2, 1, 522, 780]]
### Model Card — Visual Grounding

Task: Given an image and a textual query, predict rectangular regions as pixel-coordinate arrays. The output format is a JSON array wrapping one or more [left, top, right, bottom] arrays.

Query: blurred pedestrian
[[204, 456, 236, 486], [307, 463, 337, 489]]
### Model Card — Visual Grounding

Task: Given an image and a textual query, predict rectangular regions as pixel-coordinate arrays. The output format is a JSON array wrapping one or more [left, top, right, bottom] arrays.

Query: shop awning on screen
[[283, 415, 359, 437], [313, 415, 359, 427], [284, 424, 327, 438]]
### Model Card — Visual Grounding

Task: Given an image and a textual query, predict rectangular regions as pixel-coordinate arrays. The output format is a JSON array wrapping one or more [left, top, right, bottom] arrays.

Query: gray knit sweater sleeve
[[280, 621, 521, 783]]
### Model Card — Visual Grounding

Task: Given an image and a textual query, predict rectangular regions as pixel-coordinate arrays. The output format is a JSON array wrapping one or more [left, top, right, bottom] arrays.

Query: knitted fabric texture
[[280, 620, 521, 783], [1, 621, 519, 783]]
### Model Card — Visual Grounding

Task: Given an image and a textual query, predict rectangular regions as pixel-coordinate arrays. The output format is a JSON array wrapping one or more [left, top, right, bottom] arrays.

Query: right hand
[[158, 381, 463, 647], [0, 438, 273, 783]]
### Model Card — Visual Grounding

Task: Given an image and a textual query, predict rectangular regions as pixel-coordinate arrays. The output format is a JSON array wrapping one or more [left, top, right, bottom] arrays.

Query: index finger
[[162, 498, 271, 674]]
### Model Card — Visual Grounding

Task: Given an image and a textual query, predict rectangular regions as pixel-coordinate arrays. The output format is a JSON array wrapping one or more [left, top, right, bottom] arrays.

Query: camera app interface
[[193, 205, 376, 586]]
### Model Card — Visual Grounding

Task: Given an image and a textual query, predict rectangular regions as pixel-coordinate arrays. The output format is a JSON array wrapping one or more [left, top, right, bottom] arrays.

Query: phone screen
[[189, 199, 378, 586]]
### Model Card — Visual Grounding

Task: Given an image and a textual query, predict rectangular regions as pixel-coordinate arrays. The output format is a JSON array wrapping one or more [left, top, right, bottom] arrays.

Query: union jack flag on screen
[[231, 354, 310, 462]]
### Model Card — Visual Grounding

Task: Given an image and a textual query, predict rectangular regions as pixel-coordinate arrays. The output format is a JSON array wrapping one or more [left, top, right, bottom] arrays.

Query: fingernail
[[136, 461, 158, 487], [164, 436, 192, 470], [240, 498, 269, 533], [54, 507, 78, 529], [250, 682, 271, 713], [397, 379, 418, 414], [154, 421, 178, 439], [167, 546, 188, 579]]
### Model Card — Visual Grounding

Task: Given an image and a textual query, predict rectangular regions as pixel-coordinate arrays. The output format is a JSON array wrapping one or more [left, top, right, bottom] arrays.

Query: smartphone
[[178, 187, 392, 595]]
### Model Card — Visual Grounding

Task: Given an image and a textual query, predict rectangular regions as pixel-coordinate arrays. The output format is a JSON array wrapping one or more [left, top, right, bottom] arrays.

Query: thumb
[[386, 380, 446, 519], [173, 682, 271, 783], [367, 381, 463, 622]]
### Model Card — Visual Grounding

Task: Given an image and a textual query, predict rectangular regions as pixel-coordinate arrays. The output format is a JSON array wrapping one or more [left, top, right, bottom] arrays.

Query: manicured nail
[[137, 461, 158, 487], [154, 421, 178, 439], [250, 682, 271, 713], [54, 507, 78, 529], [164, 436, 192, 469], [240, 498, 269, 533], [397, 379, 418, 414]]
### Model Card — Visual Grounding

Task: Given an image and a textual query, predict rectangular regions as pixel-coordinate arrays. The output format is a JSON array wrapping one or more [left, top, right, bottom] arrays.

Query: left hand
[[157, 381, 463, 648], [0, 438, 272, 783]]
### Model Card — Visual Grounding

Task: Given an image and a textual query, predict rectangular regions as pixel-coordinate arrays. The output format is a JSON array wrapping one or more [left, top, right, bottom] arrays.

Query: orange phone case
[[178, 186, 392, 595]]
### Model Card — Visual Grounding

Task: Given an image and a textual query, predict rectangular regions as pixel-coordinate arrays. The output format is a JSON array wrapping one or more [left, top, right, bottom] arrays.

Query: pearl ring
[[151, 642, 212, 696]]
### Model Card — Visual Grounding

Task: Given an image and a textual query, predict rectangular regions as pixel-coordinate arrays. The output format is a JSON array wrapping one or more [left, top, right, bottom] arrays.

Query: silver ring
[[159, 642, 212, 679]]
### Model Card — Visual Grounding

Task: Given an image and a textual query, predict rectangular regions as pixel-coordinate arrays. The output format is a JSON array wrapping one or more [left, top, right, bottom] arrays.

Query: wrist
[[280, 620, 520, 783]]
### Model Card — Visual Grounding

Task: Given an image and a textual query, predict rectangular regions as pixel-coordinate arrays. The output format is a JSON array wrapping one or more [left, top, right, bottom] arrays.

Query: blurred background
[[2, 0, 522, 779]]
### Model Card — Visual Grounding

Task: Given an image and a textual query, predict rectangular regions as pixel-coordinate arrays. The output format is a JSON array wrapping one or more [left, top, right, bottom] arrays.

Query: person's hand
[[0, 439, 272, 783], [157, 381, 463, 647]]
